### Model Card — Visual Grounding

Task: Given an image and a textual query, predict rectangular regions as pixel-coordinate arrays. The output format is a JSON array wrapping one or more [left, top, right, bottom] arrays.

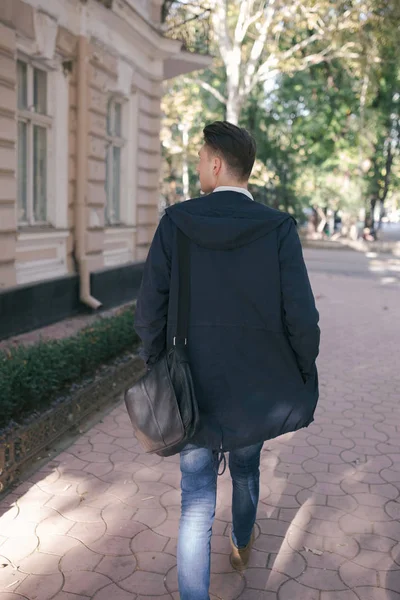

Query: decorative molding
[[104, 227, 136, 266], [89, 207, 103, 229], [20, 0, 188, 82], [17, 230, 69, 241], [16, 230, 69, 285], [49, 68, 69, 229], [104, 226, 136, 232], [124, 0, 150, 22], [110, 58, 134, 96], [33, 10, 58, 60], [121, 92, 139, 227]]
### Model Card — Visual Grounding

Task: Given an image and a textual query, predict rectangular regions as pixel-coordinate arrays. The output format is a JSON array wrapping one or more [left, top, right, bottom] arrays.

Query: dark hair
[[203, 121, 256, 180]]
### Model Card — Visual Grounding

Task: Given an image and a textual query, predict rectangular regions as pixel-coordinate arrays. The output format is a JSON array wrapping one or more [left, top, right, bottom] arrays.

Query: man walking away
[[135, 121, 320, 600]]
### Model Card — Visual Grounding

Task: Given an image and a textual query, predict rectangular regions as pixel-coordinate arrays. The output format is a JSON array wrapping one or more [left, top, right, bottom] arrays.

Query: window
[[105, 98, 125, 225], [17, 60, 51, 225]]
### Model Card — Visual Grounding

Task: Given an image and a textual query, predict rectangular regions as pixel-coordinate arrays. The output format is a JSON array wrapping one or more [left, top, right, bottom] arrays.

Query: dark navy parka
[[134, 191, 320, 451]]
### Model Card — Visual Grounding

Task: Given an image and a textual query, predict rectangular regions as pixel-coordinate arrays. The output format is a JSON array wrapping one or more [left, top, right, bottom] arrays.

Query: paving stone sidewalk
[[0, 271, 400, 600]]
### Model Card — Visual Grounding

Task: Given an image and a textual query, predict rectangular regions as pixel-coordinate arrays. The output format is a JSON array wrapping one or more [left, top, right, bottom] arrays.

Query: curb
[[300, 237, 400, 256], [0, 354, 145, 496]]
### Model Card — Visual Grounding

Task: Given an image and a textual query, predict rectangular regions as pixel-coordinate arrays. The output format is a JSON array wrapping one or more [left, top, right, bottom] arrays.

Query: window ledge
[[105, 225, 137, 232], [17, 227, 69, 241], [18, 225, 68, 233]]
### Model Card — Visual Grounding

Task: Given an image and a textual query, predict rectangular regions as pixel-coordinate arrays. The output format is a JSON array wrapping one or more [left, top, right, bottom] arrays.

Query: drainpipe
[[75, 34, 102, 310]]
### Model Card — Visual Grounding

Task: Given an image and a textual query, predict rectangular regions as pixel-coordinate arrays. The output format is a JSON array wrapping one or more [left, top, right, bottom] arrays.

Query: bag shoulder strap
[[174, 228, 190, 346]]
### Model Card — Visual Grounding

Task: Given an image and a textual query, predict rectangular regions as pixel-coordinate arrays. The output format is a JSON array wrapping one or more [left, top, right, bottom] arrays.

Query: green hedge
[[0, 306, 139, 430]]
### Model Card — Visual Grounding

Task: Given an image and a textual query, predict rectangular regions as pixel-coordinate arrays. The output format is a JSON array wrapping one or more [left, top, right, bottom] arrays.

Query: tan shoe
[[230, 528, 255, 571]]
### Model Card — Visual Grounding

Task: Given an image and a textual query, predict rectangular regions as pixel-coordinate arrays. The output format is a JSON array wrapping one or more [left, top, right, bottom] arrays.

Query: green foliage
[[0, 306, 139, 430], [360, 4, 400, 222], [161, 0, 400, 227]]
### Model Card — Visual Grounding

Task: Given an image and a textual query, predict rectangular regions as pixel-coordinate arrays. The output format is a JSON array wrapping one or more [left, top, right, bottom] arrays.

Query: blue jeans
[[177, 442, 263, 600]]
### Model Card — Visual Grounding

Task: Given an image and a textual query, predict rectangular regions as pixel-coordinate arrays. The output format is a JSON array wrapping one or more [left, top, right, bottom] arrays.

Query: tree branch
[[245, 31, 325, 94], [210, 0, 232, 66], [298, 4, 326, 36], [252, 43, 345, 88], [242, 0, 277, 95], [234, 0, 252, 44], [234, 0, 260, 44], [182, 77, 227, 105], [280, 32, 323, 62], [243, 0, 366, 95]]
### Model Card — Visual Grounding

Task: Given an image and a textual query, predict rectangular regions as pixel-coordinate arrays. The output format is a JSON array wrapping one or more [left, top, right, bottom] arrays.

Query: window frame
[[105, 96, 126, 226], [16, 57, 52, 227]]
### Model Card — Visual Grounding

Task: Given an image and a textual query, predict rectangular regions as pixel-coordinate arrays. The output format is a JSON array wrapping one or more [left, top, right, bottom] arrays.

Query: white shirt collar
[[213, 186, 254, 201]]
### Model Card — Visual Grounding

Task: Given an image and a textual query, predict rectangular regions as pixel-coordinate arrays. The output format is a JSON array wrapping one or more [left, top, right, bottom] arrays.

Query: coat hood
[[165, 191, 292, 250]]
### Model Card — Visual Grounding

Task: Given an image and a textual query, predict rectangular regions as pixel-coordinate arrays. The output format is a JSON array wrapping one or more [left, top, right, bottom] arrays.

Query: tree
[[358, 1, 400, 232], [239, 55, 361, 223], [161, 0, 400, 230], [164, 0, 368, 124], [160, 77, 221, 204]]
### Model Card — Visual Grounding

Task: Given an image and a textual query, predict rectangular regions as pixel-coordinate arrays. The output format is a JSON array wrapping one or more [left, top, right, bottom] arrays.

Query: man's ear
[[213, 156, 222, 175]]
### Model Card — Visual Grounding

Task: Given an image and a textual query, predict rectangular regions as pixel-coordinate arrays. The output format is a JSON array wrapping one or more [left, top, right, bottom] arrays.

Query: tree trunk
[[226, 99, 240, 124], [225, 45, 242, 124], [316, 206, 327, 235], [364, 150, 380, 231], [378, 141, 394, 229], [369, 197, 377, 231], [377, 200, 385, 229], [226, 89, 242, 124]]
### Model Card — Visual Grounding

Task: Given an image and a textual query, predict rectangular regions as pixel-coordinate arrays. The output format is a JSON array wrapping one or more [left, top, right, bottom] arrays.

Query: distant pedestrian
[[135, 121, 320, 600]]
